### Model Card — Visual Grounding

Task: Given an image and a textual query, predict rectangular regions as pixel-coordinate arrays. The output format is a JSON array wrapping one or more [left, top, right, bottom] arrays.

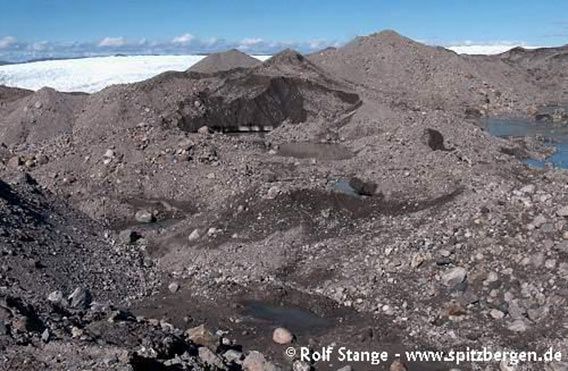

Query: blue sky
[[1, 0, 567, 62]]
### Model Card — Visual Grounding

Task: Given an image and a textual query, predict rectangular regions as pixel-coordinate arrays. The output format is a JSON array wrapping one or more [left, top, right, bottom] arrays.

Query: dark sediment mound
[[0, 87, 86, 146], [497, 45, 568, 102], [0, 174, 155, 305], [260, 48, 336, 80], [264, 48, 307, 66], [177, 73, 360, 133], [309, 30, 543, 114], [169, 49, 361, 133], [499, 45, 568, 63], [187, 49, 261, 73], [69, 48, 359, 139], [0, 85, 33, 104]]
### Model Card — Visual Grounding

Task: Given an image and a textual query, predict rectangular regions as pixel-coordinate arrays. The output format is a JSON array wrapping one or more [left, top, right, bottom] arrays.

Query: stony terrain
[[188, 49, 262, 74], [1, 30, 568, 370]]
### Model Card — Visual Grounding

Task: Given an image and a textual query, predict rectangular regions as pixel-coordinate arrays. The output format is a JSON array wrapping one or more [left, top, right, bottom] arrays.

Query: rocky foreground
[[1, 31, 568, 370]]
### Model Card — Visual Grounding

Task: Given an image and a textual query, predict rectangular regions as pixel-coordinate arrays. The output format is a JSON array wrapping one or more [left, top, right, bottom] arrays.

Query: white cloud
[[31, 41, 50, 51], [98, 37, 126, 47], [240, 38, 263, 46], [238, 38, 265, 50], [0, 36, 16, 49], [1, 34, 337, 62], [445, 42, 542, 55], [172, 33, 195, 44]]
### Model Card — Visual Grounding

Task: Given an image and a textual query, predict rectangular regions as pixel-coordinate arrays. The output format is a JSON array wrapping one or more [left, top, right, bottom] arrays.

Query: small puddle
[[482, 118, 568, 169], [332, 178, 360, 198], [277, 142, 354, 160], [242, 301, 331, 333]]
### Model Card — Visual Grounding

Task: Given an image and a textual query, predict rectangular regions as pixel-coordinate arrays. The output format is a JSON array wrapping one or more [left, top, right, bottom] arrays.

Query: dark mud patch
[[278, 142, 355, 160], [133, 283, 448, 370], [241, 301, 331, 334], [175, 74, 360, 133], [184, 76, 307, 132], [205, 187, 464, 247]]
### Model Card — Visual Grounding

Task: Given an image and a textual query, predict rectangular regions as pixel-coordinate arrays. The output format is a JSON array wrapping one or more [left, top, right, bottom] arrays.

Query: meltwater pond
[[483, 118, 568, 169]]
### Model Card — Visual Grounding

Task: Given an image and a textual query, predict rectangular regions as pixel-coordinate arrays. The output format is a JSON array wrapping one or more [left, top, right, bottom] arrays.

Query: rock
[[118, 229, 141, 244], [0, 320, 7, 336], [500, 359, 517, 371], [272, 327, 294, 344], [293, 360, 311, 371], [24, 158, 35, 168], [71, 326, 84, 338], [559, 262, 568, 278], [68, 287, 92, 309], [198, 126, 210, 134], [421, 128, 448, 151], [507, 300, 525, 320], [199, 347, 227, 370], [484, 271, 499, 285], [168, 282, 180, 293], [389, 359, 408, 371], [507, 319, 528, 332], [441, 267, 467, 287], [446, 301, 466, 316], [348, 177, 377, 196], [107, 310, 132, 323], [558, 206, 568, 218], [41, 328, 50, 342], [188, 229, 201, 241], [411, 253, 425, 269], [36, 154, 49, 165], [7, 156, 22, 169], [531, 253, 545, 267], [527, 306, 549, 322], [185, 324, 218, 349], [337, 367, 353, 371], [545, 362, 568, 371], [135, 210, 155, 223], [465, 107, 482, 119], [223, 349, 244, 364], [489, 309, 505, 320], [207, 227, 222, 237], [545, 259, 557, 269], [243, 351, 269, 371], [520, 184, 535, 194], [102, 149, 115, 164], [266, 186, 281, 199], [532, 215, 547, 228], [47, 290, 64, 304], [11, 316, 32, 333]]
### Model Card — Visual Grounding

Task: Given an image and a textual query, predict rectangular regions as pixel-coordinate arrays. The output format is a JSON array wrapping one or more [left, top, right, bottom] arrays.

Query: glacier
[[0, 54, 270, 94]]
